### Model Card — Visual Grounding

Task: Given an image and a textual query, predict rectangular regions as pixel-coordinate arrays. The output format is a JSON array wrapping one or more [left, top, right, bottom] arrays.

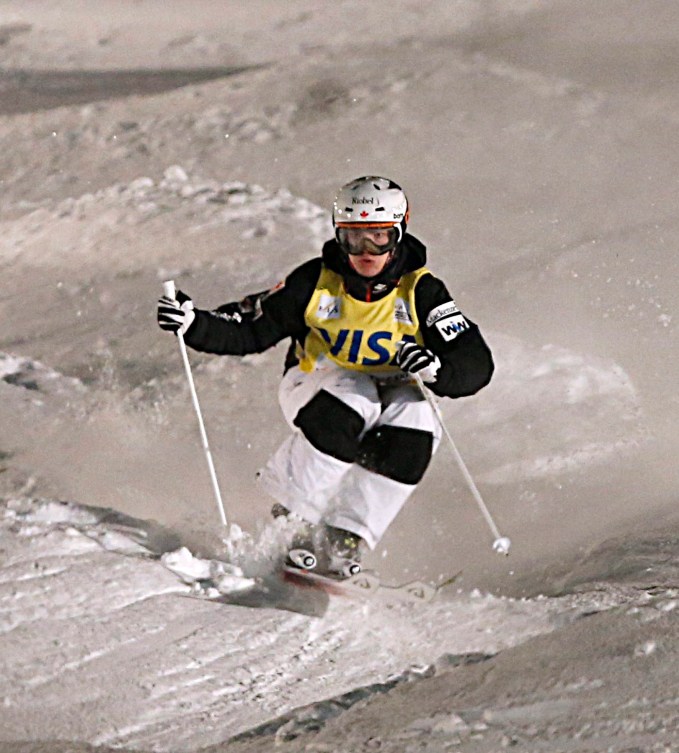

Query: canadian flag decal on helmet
[[360, 211, 369, 217]]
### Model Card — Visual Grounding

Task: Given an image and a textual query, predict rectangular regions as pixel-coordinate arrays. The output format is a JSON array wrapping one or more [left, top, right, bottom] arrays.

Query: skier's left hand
[[396, 342, 441, 383]]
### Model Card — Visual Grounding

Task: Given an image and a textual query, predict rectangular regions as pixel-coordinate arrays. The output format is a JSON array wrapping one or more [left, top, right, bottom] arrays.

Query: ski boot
[[272, 504, 318, 571], [322, 525, 365, 578]]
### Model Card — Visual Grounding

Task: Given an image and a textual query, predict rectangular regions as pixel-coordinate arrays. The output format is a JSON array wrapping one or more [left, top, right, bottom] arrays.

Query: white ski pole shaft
[[414, 373, 510, 555], [163, 280, 228, 528]]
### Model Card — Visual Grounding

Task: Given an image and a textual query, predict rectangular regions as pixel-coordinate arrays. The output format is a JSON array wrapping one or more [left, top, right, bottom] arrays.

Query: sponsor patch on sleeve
[[425, 301, 459, 327], [434, 312, 470, 341]]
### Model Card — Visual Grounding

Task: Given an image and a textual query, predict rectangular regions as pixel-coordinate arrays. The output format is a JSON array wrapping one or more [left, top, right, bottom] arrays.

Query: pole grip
[[163, 280, 176, 300]]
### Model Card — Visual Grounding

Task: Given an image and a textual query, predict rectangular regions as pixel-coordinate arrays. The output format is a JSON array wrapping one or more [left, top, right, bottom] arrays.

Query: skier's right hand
[[157, 290, 196, 335]]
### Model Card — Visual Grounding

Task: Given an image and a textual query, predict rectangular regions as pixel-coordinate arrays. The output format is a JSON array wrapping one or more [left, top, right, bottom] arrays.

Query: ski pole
[[162, 280, 228, 528], [414, 373, 511, 556]]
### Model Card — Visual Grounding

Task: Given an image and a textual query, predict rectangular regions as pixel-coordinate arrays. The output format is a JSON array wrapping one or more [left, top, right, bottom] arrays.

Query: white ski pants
[[257, 366, 441, 549]]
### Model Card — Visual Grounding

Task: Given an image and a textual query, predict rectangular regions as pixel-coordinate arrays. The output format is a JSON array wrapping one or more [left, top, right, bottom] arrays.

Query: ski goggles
[[337, 226, 399, 256]]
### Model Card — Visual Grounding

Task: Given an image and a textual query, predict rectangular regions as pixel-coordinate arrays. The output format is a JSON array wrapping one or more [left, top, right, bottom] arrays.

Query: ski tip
[[398, 580, 438, 603]]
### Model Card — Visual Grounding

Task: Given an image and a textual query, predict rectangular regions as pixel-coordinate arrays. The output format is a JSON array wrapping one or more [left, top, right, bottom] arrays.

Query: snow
[[1, 496, 577, 751], [1, 2, 679, 751]]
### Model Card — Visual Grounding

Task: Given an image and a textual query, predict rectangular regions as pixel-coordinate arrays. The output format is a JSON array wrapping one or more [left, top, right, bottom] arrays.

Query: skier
[[158, 176, 494, 576]]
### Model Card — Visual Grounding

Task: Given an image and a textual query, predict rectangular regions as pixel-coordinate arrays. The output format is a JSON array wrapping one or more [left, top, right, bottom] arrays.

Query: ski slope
[[1, 1, 678, 750], [0, 496, 634, 751]]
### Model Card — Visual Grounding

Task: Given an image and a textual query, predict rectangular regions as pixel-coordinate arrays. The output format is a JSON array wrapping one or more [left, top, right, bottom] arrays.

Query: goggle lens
[[338, 227, 398, 256]]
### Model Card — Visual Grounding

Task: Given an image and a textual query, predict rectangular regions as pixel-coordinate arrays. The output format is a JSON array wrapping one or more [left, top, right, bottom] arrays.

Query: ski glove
[[157, 290, 196, 336], [396, 342, 441, 384]]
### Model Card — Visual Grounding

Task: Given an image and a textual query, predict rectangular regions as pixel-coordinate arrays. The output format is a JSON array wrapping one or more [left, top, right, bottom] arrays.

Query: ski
[[281, 565, 438, 604], [281, 565, 380, 598], [161, 547, 439, 614]]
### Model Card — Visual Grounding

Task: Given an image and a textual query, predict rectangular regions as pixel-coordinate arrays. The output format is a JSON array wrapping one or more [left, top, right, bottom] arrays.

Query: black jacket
[[184, 234, 494, 398]]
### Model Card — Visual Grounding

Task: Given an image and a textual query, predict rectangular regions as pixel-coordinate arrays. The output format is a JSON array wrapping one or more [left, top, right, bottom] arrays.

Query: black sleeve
[[182, 259, 321, 356], [414, 273, 494, 398]]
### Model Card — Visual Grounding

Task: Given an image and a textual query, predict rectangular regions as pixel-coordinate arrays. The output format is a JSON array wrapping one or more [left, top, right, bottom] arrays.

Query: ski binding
[[288, 548, 318, 570]]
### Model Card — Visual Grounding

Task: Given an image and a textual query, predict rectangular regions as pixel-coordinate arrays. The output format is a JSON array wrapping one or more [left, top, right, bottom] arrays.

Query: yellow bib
[[299, 266, 430, 374]]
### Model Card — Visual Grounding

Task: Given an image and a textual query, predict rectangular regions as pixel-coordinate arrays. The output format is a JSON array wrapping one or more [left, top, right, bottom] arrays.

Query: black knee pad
[[294, 389, 365, 463], [357, 425, 434, 484]]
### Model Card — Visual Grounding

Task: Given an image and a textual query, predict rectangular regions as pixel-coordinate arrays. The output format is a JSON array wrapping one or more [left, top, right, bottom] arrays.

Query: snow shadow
[[0, 65, 263, 114]]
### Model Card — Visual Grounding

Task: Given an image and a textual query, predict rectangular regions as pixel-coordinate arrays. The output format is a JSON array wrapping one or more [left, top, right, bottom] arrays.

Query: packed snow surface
[[0, 497, 645, 751]]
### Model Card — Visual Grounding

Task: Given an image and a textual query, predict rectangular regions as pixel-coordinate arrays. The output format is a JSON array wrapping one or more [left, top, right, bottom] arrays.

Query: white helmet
[[333, 176, 409, 250]]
